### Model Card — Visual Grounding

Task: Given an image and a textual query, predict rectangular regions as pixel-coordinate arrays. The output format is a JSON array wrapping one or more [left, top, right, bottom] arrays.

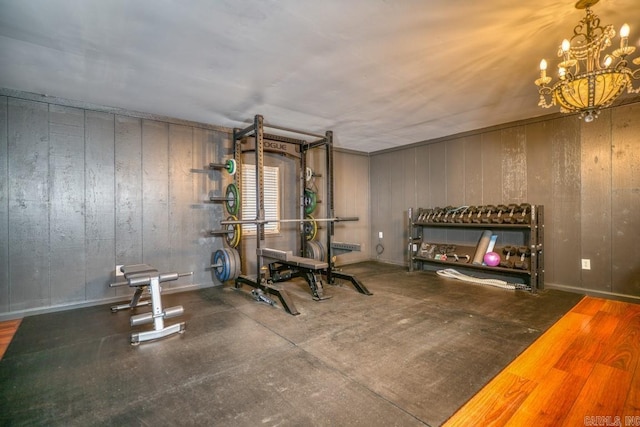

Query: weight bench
[[110, 264, 192, 345], [259, 248, 331, 301]]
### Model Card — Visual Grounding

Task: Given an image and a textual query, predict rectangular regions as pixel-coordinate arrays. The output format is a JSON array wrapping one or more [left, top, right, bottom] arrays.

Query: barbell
[[219, 216, 358, 225]]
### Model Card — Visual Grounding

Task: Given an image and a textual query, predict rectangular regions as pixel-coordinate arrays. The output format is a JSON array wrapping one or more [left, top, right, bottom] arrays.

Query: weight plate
[[211, 251, 220, 282], [225, 159, 237, 176], [225, 215, 241, 248], [304, 189, 317, 215], [225, 183, 239, 215], [225, 248, 235, 282], [230, 247, 241, 280], [303, 215, 318, 241], [305, 167, 313, 182], [213, 249, 230, 282], [306, 240, 325, 261]]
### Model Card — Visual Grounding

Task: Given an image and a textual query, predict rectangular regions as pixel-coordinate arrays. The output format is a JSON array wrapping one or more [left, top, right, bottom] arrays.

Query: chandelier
[[535, 0, 640, 122]]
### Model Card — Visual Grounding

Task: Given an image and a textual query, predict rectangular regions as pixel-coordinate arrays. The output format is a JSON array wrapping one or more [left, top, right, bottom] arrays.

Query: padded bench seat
[[121, 264, 158, 278], [257, 248, 328, 270]]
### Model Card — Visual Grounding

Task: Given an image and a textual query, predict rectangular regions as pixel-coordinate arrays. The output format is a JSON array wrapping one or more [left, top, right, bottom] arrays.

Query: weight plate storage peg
[[225, 183, 240, 215], [211, 247, 241, 282], [225, 215, 242, 248], [304, 189, 317, 215], [303, 215, 318, 241]]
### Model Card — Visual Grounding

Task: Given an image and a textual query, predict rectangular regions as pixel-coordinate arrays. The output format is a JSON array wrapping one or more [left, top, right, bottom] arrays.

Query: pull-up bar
[[233, 115, 327, 141]]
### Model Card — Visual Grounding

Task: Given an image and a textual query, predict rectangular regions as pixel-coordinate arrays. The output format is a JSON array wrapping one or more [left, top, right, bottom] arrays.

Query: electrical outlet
[[581, 259, 591, 270], [116, 265, 124, 276], [378, 231, 383, 239]]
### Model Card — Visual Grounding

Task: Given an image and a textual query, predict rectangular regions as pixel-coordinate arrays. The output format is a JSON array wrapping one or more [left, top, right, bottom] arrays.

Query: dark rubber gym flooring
[[0, 262, 582, 426]]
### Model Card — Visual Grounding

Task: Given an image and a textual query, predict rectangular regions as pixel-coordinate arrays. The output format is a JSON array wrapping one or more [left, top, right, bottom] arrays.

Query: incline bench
[[110, 264, 192, 345]]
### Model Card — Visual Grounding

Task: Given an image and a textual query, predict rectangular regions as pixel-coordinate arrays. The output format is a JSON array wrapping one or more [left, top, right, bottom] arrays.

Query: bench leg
[[110, 287, 152, 312], [304, 271, 332, 301], [324, 270, 373, 296], [129, 275, 185, 344]]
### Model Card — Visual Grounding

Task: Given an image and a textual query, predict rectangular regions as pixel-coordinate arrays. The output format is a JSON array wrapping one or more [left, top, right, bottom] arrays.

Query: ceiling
[[1, 0, 639, 152]]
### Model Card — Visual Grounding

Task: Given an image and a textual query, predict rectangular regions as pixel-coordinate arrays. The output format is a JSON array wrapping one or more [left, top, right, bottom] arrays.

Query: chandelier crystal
[[535, 0, 640, 122]]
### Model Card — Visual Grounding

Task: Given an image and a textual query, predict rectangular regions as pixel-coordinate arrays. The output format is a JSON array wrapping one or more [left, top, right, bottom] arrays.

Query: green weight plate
[[225, 183, 239, 215], [304, 189, 317, 214], [225, 159, 237, 175]]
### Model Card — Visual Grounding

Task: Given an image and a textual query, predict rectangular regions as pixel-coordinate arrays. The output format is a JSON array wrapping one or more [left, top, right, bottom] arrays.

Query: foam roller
[[472, 230, 494, 265]]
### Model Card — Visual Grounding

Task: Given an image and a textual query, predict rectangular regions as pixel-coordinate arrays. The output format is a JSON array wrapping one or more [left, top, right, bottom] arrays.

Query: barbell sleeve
[[159, 271, 193, 282], [109, 281, 129, 288]]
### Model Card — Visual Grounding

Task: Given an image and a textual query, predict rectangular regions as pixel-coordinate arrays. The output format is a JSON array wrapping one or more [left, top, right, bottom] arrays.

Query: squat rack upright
[[229, 115, 371, 315]]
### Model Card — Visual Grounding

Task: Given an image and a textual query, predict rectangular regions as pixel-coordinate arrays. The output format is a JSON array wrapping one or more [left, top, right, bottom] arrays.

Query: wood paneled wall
[[370, 102, 640, 301], [333, 149, 370, 265], [0, 95, 229, 317], [0, 93, 372, 318]]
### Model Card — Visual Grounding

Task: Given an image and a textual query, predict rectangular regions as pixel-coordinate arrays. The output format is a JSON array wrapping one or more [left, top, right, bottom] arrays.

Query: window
[[241, 164, 280, 235]]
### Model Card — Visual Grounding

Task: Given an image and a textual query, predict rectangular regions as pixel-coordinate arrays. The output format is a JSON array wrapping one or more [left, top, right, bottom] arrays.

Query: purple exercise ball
[[484, 251, 501, 266]]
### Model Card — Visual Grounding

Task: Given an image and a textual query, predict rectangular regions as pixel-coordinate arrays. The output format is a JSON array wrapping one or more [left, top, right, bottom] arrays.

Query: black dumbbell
[[462, 206, 476, 223], [481, 205, 496, 223], [516, 203, 531, 224], [454, 206, 469, 223], [492, 204, 509, 224], [472, 206, 485, 224], [499, 246, 516, 268], [501, 204, 520, 224], [441, 206, 455, 223], [514, 246, 531, 269], [432, 207, 444, 223]]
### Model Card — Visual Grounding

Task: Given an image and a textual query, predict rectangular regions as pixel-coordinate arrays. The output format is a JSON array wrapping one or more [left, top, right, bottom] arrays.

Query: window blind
[[241, 164, 280, 235]]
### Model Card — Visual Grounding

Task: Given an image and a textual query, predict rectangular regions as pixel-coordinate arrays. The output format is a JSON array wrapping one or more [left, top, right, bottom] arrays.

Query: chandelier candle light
[[535, 0, 640, 122]]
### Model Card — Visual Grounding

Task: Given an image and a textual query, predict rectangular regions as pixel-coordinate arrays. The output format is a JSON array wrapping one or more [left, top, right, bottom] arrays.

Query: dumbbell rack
[[407, 204, 544, 292]]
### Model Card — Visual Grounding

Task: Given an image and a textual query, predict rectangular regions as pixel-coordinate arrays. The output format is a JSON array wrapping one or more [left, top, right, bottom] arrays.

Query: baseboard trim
[[0, 283, 218, 322], [544, 282, 640, 304]]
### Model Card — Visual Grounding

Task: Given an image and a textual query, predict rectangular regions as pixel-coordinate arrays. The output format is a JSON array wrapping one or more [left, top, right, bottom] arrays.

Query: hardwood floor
[[1, 296, 639, 425], [0, 318, 21, 360], [444, 296, 640, 426]]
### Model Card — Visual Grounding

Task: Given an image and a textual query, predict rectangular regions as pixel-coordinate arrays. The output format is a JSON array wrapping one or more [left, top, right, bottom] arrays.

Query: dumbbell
[[499, 246, 516, 268], [427, 208, 440, 223], [462, 206, 476, 223], [441, 206, 455, 223], [432, 207, 444, 223], [472, 206, 485, 224], [454, 206, 469, 223], [516, 203, 531, 224], [481, 205, 496, 223], [491, 204, 509, 224], [501, 204, 520, 224], [514, 246, 531, 269], [450, 253, 471, 263], [437, 244, 456, 255]]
